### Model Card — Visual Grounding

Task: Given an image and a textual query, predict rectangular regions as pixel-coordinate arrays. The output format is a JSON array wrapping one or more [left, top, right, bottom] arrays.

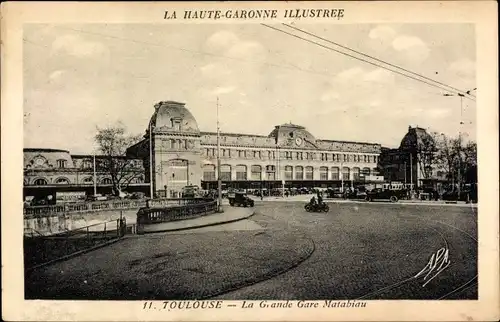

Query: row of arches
[[202, 164, 372, 181], [25, 176, 144, 186]]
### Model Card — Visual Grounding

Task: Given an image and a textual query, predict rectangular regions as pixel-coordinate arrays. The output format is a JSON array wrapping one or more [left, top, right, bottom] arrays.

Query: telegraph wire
[[282, 23, 476, 99], [261, 24, 475, 102]]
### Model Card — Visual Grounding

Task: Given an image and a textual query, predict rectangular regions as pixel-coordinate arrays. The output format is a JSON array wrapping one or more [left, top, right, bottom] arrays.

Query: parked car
[[228, 192, 254, 207], [365, 188, 407, 202], [86, 194, 108, 202]]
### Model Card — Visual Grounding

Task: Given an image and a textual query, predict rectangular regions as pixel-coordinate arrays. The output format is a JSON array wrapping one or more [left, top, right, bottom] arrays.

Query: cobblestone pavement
[[214, 201, 477, 300]]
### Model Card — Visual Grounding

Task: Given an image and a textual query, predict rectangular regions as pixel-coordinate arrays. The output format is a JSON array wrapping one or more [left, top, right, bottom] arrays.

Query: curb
[[140, 210, 256, 234], [25, 237, 125, 273]]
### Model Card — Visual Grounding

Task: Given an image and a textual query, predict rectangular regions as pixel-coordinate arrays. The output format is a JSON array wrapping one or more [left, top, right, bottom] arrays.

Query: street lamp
[[216, 97, 222, 212], [443, 90, 474, 195]]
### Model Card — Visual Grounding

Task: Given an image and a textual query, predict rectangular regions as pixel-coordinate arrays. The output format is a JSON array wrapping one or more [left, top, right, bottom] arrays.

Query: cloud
[[49, 70, 65, 81], [363, 68, 394, 83], [335, 67, 364, 81], [51, 34, 108, 58], [369, 26, 397, 41], [205, 30, 240, 51], [392, 35, 430, 60], [211, 86, 237, 95], [449, 58, 475, 77]]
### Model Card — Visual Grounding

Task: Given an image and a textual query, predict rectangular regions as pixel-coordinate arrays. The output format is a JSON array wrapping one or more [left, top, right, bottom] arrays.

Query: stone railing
[[136, 200, 217, 234], [23, 198, 213, 218]]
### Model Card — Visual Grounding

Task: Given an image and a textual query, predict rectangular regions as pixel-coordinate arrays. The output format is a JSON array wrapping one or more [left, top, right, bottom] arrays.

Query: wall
[[24, 209, 138, 236]]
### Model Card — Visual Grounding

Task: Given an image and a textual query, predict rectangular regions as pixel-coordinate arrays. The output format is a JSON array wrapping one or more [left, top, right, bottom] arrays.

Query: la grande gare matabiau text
[[164, 9, 345, 20], [144, 300, 366, 311]]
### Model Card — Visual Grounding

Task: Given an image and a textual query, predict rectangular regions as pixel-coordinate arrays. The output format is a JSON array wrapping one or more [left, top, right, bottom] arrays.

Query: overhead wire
[[282, 23, 476, 99], [261, 23, 475, 102]]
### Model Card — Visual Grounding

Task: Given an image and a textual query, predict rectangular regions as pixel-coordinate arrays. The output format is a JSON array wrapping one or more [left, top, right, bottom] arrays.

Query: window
[[266, 165, 276, 180], [284, 166, 293, 180], [82, 160, 92, 169], [33, 178, 48, 185], [286, 151, 292, 160], [83, 177, 93, 184], [305, 166, 313, 180], [57, 159, 67, 168], [343, 154, 348, 162], [220, 165, 231, 181], [352, 167, 360, 181], [295, 166, 304, 180], [101, 178, 112, 185], [251, 165, 262, 180], [203, 165, 216, 181], [320, 167, 328, 180], [55, 177, 70, 184], [331, 167, 340, 180], [342, 167, 350, 180], [236, 165, 247, 181]]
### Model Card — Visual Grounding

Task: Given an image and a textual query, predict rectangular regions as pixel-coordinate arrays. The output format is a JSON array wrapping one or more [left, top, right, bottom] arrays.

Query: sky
[[23, 23, 476, 154]]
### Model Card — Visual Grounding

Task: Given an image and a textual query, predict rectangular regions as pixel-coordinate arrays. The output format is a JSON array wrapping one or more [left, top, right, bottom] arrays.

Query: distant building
[[23, 148, 146, 202], [379, 126, 447, 190], [126, 101, 383, 198]]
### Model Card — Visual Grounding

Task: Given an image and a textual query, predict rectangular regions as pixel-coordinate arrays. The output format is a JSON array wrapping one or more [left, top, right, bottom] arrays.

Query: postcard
[[1, 1, 499, 321]]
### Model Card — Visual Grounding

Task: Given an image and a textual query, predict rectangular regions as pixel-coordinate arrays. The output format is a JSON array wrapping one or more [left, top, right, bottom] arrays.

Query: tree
[[416, 131, 438, 179], [94, 123, 143, 196]]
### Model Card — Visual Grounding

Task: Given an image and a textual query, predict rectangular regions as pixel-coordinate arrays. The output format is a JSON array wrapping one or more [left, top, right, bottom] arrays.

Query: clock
[[34, 157, 45, 167], [295, 137, 303, 146]]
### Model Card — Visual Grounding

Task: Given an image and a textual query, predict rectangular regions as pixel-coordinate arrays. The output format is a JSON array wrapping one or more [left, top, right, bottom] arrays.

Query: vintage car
[[365, 188, 407, 202], [228, 192, 254, 207]]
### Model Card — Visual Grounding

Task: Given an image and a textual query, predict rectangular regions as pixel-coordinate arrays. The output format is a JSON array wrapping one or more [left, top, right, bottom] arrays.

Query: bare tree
[[95, 123, 143, 196], [416, 131, 438, 179]]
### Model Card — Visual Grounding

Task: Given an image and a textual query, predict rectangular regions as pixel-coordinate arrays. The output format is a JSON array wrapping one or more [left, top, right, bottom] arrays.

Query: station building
[[126, 101, 383, 198]]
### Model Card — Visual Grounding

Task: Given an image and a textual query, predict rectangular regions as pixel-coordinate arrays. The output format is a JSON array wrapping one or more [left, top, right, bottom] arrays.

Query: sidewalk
[[140, 206, 254, 233], [251, 194, 475, 207]]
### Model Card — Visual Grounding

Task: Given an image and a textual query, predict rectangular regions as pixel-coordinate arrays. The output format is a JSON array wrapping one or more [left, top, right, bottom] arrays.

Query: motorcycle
[[304, 202, 329, 213]]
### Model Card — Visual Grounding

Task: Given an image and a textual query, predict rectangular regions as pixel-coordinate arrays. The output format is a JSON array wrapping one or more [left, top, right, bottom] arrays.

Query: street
[[215, 201, 478, 300], [25, 201, 477, 300]]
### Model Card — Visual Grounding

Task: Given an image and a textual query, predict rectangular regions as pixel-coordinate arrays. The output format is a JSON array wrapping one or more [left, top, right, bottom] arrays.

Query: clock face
[[34, 157, 45, 166], [295, 137, 303, 146]]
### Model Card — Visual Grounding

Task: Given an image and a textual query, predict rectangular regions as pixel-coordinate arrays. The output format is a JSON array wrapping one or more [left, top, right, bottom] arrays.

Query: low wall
[[24, 209, 138, 236]]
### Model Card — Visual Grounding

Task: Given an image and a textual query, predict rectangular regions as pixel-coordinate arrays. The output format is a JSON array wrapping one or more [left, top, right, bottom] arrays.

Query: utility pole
[[93, 154, 97, 196], [340, 161, 344, 192], [410, 152, 413, 196], [444, 91, 471, 195], [216, 97, 222, 212], [149, 122, 154, 198]]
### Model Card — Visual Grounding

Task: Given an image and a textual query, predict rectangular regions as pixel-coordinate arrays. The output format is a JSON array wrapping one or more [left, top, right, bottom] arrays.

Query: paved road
[[214, 201, 478, 300]]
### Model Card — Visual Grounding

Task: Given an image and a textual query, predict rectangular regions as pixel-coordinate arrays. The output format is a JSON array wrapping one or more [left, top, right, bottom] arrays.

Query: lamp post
[[149, 122, 154, 198], [443, 91, 473, 195], [93, 153, 97, 196], [216, 97, 222, 212]]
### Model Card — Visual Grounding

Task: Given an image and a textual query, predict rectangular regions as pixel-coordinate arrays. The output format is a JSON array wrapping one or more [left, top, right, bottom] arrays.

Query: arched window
[[236, 165, 247, 181], [101, 178, 112, 185], [55, 177, 70, 184], [82, 177, 93, 184], [33, 178, 48, 185], [331, 167, 340, 180], [265, 165, 276, 180], [295, 166, 304, 180], [361, 167, 371, 177], [320, 166, 328, 180], [284, 166, 293, 180], [251, 165, 262, 180], [220, 165, 231, 181], [203, 164, 216, 181], [342, 167, 350, 181], [305, 166, 313, 180], [352, 167, 361, 181]]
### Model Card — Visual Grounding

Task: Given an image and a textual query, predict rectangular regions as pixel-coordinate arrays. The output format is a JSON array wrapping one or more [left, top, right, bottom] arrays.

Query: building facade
[[23, 148, 146, 202], [379, 126, 447, 190], [126, 101, 383, 198]]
